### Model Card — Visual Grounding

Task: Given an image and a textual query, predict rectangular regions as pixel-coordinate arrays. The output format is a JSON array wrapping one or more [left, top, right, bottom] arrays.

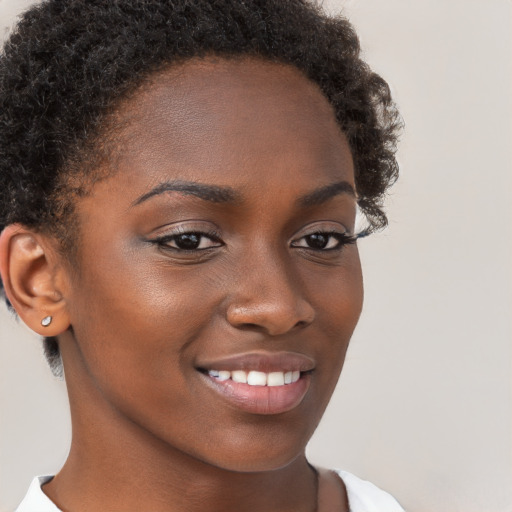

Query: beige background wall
[[1, 1, 511, 511]]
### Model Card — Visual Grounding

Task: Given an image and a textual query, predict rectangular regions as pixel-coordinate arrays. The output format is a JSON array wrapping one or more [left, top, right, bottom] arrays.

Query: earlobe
[[0, 224, 71, 336]]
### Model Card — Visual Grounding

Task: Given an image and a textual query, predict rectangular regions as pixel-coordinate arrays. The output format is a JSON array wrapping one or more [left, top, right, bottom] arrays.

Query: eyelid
[[148, 220, 222, 238], [290, 221, 352, 240], [290, 231, 358, 250], [158, 231, 222, 247], [289, 221, 360, 252], [146, 221, 224, 250]]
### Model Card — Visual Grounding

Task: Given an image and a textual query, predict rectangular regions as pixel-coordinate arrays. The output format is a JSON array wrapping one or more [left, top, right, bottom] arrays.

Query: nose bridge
[[226, 242, 315, 335]]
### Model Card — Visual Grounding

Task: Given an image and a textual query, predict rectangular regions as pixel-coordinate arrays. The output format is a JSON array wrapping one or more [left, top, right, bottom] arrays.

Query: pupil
[[307, 233, 328, 249], [176, 233, 200, 249]]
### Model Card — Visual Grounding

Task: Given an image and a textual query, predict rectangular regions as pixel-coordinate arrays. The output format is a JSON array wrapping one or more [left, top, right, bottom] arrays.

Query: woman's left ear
[[0, 224, 71, 336]]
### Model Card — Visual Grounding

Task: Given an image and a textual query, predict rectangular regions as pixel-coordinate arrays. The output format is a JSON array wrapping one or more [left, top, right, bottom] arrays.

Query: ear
[[0, 224, 71, 336]]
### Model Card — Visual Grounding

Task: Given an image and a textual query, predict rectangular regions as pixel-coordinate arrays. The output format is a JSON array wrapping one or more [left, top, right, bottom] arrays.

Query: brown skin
[[1, 59, 360, 511]]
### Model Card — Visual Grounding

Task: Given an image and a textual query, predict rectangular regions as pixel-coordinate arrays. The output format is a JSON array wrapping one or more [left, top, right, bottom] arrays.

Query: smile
[[207, 369, 301, 386], [197, 351, 314, 415]]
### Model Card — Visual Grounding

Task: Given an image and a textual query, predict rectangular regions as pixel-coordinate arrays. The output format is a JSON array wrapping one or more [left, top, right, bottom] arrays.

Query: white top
[[16, 471, 405, 512]]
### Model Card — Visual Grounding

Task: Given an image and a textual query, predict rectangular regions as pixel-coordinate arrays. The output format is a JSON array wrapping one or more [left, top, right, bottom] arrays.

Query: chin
[[183, 423, 314, 474]]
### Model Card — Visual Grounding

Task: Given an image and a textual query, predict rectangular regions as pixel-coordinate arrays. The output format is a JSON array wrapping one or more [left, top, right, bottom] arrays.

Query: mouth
[[205, 368, 303, 385], [196, 352, 314, 415]]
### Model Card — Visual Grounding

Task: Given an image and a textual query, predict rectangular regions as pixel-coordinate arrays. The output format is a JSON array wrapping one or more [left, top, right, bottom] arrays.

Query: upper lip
[[196, 351, 315, 373]]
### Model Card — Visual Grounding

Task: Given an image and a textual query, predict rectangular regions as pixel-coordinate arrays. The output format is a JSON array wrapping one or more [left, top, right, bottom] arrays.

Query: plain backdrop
[[1, 1, 511, 511]]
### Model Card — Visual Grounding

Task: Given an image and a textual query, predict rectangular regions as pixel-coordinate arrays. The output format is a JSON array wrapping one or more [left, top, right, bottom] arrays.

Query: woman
[[0, 0, 403, 510]]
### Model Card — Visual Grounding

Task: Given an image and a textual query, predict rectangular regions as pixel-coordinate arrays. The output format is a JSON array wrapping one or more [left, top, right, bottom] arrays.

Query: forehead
[[108, 57, 354, 190]]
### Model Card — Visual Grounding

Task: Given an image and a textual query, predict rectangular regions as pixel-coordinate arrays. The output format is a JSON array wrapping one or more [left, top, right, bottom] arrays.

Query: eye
[[291, 231, 357, 251], [151, 230, 223, 251], [167, 232, 220, 250]]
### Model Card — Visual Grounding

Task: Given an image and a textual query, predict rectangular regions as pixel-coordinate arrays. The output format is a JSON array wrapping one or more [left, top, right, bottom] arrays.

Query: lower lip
[[200, 372, 311, 415]]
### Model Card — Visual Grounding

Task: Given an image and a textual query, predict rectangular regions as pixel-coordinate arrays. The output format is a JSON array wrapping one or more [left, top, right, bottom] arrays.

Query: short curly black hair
[[0, 0, 401, 375]]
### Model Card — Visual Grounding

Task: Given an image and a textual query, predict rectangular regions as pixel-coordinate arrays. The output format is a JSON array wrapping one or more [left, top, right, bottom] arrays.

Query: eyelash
[[150, 229, 359, 253], [291, 231, 359, 251], [151, 229, 223, 252]]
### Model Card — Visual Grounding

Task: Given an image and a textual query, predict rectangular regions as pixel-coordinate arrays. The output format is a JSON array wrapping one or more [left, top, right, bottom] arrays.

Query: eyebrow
[[132, 180, 240, 207], [132, 178, 355, 208], [297, 181, 356, 207]]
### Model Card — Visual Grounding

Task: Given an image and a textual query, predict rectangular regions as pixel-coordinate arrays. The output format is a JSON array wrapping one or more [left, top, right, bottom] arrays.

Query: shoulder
[[334, 469, 406, 512], [15, 476, 61, 512]]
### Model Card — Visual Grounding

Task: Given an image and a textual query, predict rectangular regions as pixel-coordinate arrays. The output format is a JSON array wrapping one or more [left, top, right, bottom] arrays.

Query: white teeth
[[207, 369, 303, 386], [267, 372, 285, 387], [247, 371, 267, 386], [217, 370, 231, 381], [231, 370, 247, 383]]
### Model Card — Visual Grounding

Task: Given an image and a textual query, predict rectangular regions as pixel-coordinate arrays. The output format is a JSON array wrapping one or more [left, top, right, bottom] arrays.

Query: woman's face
[[62, 58, 363, 472]]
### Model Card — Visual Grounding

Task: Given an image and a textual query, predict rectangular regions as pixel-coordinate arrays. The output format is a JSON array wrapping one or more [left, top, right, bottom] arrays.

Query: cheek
[[66, 252, 220, 410], [304, 249, 363, 398], [65, 279, 221, 461], [307, 247, 363, 336]]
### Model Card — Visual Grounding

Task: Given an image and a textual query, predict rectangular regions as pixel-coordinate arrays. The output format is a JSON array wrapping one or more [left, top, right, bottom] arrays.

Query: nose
[[225, 253, 315, 336]]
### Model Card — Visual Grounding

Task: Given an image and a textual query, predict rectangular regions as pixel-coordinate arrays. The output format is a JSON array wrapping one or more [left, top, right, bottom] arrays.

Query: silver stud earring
[[41, 316, 52, 327]]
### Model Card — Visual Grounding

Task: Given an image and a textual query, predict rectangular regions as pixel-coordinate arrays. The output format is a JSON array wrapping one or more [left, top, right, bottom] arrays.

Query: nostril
[[227, 311, 313, 336], [236, 322, 265, 332], [225, 293, 315, 336]]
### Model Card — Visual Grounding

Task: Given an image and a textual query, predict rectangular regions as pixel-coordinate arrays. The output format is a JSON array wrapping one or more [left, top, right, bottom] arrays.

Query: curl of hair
[[0, 0, 402, 375]]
